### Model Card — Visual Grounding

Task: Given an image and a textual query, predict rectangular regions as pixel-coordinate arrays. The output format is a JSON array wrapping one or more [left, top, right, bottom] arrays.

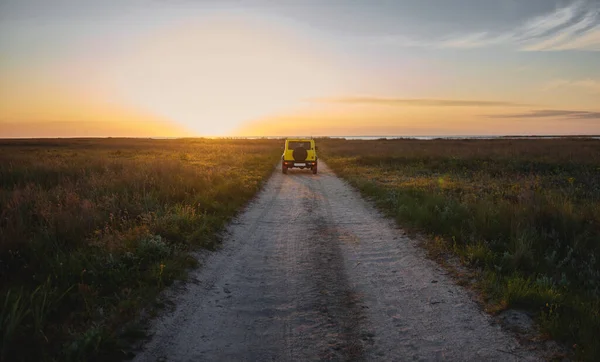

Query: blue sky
[[1, 0, 599, 136]]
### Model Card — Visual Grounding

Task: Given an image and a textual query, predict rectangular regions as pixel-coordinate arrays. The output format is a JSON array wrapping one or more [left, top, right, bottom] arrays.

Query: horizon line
[[2, 134, 600, 140]]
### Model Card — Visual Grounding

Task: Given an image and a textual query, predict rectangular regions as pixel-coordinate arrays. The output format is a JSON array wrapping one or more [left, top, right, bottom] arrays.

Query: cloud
[[488, 109, 600, 120], [544, 79, 600, 93], [438, 32, 493, 49], [523, 6, 599, 50], [379, 1, 600, 51], [318, 97, 528, 107]]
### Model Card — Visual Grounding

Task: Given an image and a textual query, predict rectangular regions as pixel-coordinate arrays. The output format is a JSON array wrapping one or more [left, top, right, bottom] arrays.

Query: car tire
[[282, 166, 287, 174], [312, 166, 317, 174]]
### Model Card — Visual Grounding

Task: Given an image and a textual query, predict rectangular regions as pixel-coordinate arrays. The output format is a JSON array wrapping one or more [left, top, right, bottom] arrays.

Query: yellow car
[[281, 138, 318, 174]]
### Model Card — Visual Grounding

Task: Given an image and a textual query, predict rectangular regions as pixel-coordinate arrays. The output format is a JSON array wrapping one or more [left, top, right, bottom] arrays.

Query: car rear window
[[288, 141, 312, 150]]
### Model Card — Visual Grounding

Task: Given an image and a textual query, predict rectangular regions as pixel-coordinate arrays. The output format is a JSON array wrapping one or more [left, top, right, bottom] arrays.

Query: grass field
[[0, 138, 280, 362], [320, 138, 600, 361]]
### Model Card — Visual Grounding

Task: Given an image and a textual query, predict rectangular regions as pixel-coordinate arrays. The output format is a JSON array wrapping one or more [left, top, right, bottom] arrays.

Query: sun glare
[[97, 14, 344, 136]]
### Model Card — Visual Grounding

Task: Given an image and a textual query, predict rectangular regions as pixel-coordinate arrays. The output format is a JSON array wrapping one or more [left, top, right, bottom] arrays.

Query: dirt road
[[133, 162, 542, 361]]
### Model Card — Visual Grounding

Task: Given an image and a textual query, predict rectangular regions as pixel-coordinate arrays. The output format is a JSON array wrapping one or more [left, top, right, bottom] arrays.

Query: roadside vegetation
[[0, 138, 280, 362], [320, 137, 600, 361]]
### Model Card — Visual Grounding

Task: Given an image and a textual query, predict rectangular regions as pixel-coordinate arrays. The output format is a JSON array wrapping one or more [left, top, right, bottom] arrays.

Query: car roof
[[286, 138, 314, 142]]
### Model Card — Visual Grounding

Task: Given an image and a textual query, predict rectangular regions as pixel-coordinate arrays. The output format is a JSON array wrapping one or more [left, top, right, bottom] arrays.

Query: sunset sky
[[1, 0, 599, 137]]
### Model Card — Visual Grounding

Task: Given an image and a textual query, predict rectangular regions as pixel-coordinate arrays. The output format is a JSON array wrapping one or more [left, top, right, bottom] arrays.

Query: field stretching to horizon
[[2, 136, 600, 361], [0, 138, 281, 362], [320, 137, 600, 361]]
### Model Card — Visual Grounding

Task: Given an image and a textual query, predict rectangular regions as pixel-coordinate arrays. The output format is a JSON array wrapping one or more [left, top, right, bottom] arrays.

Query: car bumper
[[282, 160, 317, 168]]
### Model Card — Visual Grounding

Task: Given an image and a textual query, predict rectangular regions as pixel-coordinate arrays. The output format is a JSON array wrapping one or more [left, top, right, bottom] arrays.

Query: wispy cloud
[[318, 97, 528, 107], [438, 32, 493, 49], [544, 78, 600, 93], [488, 109, 600, 120], [380, 1, 600, 51]]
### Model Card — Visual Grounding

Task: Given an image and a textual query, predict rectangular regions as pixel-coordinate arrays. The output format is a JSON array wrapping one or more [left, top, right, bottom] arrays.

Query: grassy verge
[[0, 138, 280, 362], [320, 138, 600, 361]]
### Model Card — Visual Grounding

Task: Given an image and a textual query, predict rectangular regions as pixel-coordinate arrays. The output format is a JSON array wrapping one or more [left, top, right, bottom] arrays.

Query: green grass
[[0, 138, 280, 362], [320, 137, 600, 361]]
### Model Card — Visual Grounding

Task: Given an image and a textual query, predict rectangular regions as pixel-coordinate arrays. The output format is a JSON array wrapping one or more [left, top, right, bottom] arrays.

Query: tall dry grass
[[320, 137, 600, 361], [0, 138, 280, 362]]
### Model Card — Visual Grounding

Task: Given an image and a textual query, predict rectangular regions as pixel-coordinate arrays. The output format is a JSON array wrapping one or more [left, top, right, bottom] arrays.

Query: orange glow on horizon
[[1, 13, 352, 137], [2, 8, 599, 138], [234, 104, 600, 137], [72, 14, 349, 137]]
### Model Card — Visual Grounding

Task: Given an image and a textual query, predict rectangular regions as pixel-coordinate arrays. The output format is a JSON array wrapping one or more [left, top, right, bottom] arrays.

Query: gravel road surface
[[132, 162, 542, 362]]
